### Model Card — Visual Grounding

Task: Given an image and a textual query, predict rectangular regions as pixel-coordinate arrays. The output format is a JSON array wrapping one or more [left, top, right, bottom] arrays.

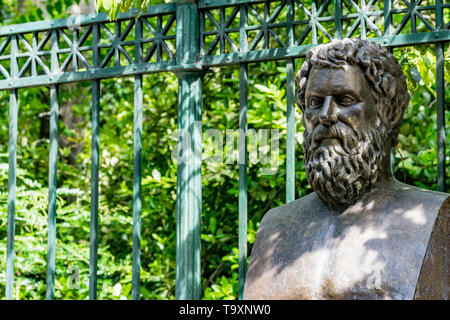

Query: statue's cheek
[[303, 111, 316, 130], [304, 109, 315, 122], [339, 103, 375, 128]]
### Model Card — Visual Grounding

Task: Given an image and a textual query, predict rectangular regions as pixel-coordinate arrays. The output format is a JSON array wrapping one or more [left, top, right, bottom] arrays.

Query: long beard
[[303, 122, 385, 209]]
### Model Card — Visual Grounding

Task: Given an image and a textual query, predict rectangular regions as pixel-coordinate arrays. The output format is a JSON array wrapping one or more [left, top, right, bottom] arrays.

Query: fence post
[[6, 34, 19, 301], [89, 22, 101, 300], [238, 4, 248, 300], [132, 16, 143, 301], [286, 0, 296, 203], [436, 0, 446, 192], [46, 28, 60, 301], [175, 0, 203, 300]]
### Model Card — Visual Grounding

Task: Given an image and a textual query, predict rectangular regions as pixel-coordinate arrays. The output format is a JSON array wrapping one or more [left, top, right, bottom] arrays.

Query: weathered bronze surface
[[244, 38, 449, 300]]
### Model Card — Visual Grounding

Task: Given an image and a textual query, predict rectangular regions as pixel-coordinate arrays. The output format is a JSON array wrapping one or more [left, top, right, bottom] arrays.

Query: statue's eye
[[337, 94, 358, 106], [309, 97, 323, 109]]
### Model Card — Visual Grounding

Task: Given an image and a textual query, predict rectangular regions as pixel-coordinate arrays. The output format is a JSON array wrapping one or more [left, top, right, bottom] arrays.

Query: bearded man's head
[[296, 38, 410, 209]]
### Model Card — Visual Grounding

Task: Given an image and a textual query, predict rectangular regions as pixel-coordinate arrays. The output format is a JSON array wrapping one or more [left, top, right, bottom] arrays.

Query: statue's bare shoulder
[[261, 192, 321, 225], [256, 192, 332, 245]]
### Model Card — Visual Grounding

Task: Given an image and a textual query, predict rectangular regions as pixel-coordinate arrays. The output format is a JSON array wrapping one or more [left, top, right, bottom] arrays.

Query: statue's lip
[[313, 134, 341, 143]]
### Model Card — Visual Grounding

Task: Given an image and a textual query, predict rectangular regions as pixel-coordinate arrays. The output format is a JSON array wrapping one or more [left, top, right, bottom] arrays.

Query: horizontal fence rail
[[1, 0, 448, 300], [0, 0, 448, 90]]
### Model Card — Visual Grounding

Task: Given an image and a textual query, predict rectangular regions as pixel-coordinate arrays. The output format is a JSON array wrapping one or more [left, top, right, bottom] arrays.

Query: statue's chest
[[244, 192, 447, 300], [259, 218, 426, 299]]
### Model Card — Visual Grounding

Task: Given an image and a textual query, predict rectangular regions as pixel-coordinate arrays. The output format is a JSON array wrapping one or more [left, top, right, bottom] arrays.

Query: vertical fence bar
[[89, 22, 100, 300], [132, 75, 143, 300], [436, 0, 446, 192], [384, 0, 392, 36], [286, 0, 295, 203], [89, 79, 100, 300], [334, 0, 342, 39], [384, 0, 394, 176], [410, 4, 416, 33], [389, 45, 395, 176], [6, 34, 19, 301], [46, 27, 59, 301], [46, 85, 58, 300], [200, 10, 206, 56], [238, 4, 248, 300], [238, 63, 248, 299], [175, 0, 202, 300], [6, 89, 18, 301], [176, 74, 202, 300], [311, 1, 317, 45], [360, 0, 367, 39], [132, 17, 143, 301], [286, 61, 295, 202]]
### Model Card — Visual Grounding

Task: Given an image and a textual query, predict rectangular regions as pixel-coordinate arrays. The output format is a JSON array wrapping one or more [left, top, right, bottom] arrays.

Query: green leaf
[[210, 217, 217, 234], [254, 84, 273, 94], [101, 0, 113, 11], [409, 67, 421, 83]]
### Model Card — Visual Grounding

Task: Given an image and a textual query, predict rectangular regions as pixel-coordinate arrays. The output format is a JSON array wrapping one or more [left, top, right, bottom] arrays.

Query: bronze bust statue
[[244, 38, 449, 300]]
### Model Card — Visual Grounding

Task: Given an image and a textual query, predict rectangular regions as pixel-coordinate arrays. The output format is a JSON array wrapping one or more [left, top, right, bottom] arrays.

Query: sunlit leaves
[[96, 0, 169, 19], [393, 45, 450, 190]]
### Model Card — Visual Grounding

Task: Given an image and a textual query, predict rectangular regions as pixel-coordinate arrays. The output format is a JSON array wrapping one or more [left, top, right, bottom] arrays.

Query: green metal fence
[[1, 0, 448, 300]]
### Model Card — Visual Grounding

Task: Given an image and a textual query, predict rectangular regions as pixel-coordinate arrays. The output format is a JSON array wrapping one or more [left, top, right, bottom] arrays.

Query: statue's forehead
[[306, 64, 370, 96]]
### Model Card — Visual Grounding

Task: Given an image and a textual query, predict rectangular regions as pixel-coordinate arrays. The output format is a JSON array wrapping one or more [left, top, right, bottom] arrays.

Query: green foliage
[[0, 1, 448, 301], [97, 0, 140, 18], [96, 0, 170, 19], [0, 0, 84, 24], [393, 45, 450, 190]]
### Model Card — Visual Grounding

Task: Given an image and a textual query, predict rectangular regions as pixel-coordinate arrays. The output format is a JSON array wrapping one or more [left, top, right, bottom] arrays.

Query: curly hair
[[296, 38, 410, 147]]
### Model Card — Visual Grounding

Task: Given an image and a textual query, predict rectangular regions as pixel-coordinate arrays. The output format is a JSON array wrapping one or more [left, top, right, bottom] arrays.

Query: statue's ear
[[296, 89, 305, 112], [296, 74, 307, 112], [296, 61, 311, 113]]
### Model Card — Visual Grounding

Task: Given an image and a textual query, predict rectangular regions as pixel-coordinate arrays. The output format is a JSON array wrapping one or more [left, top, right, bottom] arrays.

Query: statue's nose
[[318, 96, 338, 126]]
